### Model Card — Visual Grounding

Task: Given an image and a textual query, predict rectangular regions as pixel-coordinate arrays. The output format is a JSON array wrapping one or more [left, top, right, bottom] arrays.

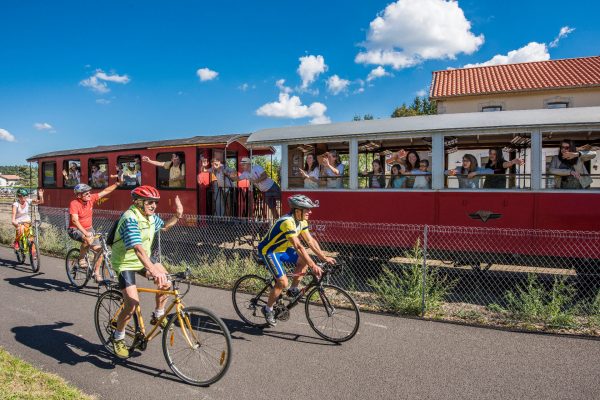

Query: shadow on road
[[223, 317, 338, 346], [11, 321, 115, 369], [11, 321, 184, 383], [4, 273, 99, 297]]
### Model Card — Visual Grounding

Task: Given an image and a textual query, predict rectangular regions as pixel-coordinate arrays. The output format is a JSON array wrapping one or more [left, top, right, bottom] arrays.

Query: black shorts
[[68, 227, 100, 247], [118, 268, 148, 289]]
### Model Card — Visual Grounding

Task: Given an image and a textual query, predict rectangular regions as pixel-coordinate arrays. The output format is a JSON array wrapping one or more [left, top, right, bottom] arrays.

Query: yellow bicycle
[[14, 221, 40, 273], [94, 268, 232, 386]]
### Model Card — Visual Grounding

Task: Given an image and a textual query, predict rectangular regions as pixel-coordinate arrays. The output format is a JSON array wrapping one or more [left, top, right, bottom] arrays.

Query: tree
[[391, 96, 437, 118], [252, 156, 281, 184], [0, 165, 38, 188], [353, 114, 375, 121]]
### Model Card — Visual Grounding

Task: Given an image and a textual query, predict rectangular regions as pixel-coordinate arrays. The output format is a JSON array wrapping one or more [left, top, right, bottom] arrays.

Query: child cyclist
[[11, 188, 44, 251]]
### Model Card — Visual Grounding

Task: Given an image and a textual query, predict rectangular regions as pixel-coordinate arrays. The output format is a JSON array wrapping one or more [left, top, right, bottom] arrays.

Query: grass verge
[[0, 346, 94, 400]]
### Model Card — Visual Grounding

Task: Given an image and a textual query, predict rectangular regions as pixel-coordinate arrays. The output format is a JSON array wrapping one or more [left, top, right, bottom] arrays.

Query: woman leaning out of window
[[446, 154, 493, 189]]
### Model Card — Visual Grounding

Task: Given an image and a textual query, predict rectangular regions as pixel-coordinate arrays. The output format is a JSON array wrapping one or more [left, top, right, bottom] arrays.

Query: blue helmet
[[73, 183, 92, 194]]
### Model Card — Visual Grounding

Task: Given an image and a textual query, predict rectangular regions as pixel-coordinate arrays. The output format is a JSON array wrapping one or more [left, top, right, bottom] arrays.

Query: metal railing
[[9, 206, 600, 336]]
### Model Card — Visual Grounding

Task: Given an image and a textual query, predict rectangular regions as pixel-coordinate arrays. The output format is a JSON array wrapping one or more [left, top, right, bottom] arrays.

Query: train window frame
[[287, 142, 350, 190], [541, 133, 600, 191], [62, 159, 81, 188], [88, 158, 109, 189], [156, 151, 186, 190], [546, 101, 569, 109], [116, 155, 142, 190], [41, 161, 57, 188], [443, 133, 531, 190]]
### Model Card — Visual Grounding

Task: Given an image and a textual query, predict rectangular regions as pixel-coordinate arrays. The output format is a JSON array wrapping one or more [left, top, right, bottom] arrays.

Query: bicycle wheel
[[232, 274, 271, 328], [15, 248, 26, 264], [65, 248, 90, 288], [29, 240, 40, 273], [305, 285, 360, 343], [94, 289, 139, 355], [162, 306, 232, 386]]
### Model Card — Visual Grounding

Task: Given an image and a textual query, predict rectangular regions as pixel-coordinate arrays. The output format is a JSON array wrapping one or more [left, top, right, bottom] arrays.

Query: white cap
[[241, 157, 251, 163]]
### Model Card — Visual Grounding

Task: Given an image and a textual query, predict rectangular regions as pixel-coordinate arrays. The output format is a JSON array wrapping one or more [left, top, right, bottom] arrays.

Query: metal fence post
[[63, 208, 71, 254], [421, 225, 428, 317]]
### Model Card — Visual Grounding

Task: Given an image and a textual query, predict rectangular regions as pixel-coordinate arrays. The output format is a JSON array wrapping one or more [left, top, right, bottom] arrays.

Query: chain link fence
[[3, 205, 598, 336]]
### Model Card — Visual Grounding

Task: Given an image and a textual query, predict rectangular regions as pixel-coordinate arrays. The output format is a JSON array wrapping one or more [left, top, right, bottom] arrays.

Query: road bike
[[232, 262, 360, 343], [94, 268, 232, 386], [65, 233, 115, 288], [13, 221, 41, 273]]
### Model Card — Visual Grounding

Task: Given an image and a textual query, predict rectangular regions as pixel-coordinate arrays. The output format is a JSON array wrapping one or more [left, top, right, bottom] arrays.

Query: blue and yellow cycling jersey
[[258, 214, 308, 255]]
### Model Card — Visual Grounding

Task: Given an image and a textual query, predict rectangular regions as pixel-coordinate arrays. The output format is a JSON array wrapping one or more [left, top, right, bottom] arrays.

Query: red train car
[[247, 107, 600, 271], [27, 134, 274, 216]]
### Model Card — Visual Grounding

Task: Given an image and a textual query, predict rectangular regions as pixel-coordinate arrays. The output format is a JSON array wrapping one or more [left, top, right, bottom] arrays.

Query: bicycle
[[14, 221, 41, 273], [65, 233, 115, 288], [94, 268, 232, 386], [232, 262, 360, 343]]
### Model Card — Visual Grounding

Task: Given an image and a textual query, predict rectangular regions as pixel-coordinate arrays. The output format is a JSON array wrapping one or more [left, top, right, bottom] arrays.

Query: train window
[[62, 159, 81, 188], [542, 132, 600, 190], [546, 102, 569, 109], [88, 158, 108, 188], [444, 133, 530, 190], [156, 152, 185, 189], [362, 137, 432, 189], [116, 155, 141, 189], [288, 142, 349, 189], [42, 162, 56, 188]]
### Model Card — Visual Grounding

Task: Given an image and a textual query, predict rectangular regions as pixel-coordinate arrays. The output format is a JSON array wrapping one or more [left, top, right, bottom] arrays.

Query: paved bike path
[[0, 246, 598, 400]]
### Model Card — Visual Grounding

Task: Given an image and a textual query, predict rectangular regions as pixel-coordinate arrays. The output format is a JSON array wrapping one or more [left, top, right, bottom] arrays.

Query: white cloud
[[297, 55, 328, 89], [367, 66, 391, 82], [549, 26, 575, 48], [256, 93, 329, 124], [327, 75, 350, 95], [355, 0, 484, 69], [276, 79, 293, 94], [96, 99, 111, 105], [0, 128, 16, 142], [33, 122, 53, 131], [463, 42, 549, 68], [239, 83, 256, 91], [80, 69, 130, 93], [416, 89, 427, 97], [196, 68, 219, 82]]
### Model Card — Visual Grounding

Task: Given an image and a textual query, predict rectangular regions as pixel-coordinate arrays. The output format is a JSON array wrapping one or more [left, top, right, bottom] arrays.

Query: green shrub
[[504, 274, 577, 329], [368, 242, 452, 315], [164, 252, 265, 289]]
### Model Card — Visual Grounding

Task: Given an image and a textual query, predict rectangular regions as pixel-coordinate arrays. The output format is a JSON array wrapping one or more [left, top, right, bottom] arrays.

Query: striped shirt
[[258, 214, 308, 255], [111, 205, 164, 273]]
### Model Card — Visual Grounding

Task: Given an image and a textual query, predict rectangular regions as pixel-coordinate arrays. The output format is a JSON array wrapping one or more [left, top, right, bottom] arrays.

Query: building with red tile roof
[[430, 56, 600, 114]]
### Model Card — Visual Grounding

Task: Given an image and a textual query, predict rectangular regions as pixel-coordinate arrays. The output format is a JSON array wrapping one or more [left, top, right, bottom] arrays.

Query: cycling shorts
[[118, 268, 148, 289], [260, 247, 298, 279], [68, 227, 100, 247]]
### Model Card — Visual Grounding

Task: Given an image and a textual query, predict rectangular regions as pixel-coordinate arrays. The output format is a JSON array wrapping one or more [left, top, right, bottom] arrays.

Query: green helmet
[[16, 188, 28, 197]]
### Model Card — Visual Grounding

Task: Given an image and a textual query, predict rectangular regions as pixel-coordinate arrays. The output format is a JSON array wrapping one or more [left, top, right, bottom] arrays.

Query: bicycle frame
[[112, 284, 199, 350]]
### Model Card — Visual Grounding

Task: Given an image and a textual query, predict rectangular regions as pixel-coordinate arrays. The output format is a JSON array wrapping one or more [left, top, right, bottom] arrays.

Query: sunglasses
[[144, 200, 159, 206], [82, 192, 91, 196]]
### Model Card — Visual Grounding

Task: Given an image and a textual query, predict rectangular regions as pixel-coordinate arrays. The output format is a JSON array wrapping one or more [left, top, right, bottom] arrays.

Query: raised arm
[[32, 189, 44, 205], [162, 195, 184, 231], [141, 156, 166, 168], [98, 180, 122, 199]]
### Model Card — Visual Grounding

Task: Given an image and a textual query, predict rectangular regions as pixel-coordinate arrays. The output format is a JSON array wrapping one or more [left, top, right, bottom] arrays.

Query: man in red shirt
[[68, 182, 120, 282]]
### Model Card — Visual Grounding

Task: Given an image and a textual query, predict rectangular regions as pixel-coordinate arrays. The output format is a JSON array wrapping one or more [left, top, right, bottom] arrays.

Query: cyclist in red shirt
[[68, 181, 120, 282]]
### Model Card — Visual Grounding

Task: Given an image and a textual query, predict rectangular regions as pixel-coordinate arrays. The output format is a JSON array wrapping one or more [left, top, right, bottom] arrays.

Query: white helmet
[[288, 194, 319, 210]]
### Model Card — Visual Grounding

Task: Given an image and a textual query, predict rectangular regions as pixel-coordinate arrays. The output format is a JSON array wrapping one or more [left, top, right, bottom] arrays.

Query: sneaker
[[78, 258, 88, 269], [150, 312, 170, 330], [286, 287, 301, 299], [111, 337, 129, 359], [261, 306, 277, 327]]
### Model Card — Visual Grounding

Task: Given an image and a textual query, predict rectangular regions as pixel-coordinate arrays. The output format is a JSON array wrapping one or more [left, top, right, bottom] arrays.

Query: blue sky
[[1, 0, 599, 164]]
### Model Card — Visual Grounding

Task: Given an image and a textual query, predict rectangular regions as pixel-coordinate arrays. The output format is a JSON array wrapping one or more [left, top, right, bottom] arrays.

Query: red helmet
[[131, 185, 160, 201]]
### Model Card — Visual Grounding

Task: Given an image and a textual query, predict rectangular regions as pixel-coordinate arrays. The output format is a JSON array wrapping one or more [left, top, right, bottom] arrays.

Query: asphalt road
[[0, 246, 598, 400]]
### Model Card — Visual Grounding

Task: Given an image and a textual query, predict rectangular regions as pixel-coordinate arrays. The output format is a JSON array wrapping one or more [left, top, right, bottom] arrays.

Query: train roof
[[27, 133, 272, 161], [247, 106, 600, 145]]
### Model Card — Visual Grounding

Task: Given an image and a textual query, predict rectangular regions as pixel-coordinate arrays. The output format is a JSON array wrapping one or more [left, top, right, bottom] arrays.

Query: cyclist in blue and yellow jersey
[[258, 194, 335, 326], [110, 185, 183, 359]]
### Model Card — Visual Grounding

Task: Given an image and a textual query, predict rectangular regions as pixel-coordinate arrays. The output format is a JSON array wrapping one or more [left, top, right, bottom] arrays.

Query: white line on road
[[364, 322, 388, 329]]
